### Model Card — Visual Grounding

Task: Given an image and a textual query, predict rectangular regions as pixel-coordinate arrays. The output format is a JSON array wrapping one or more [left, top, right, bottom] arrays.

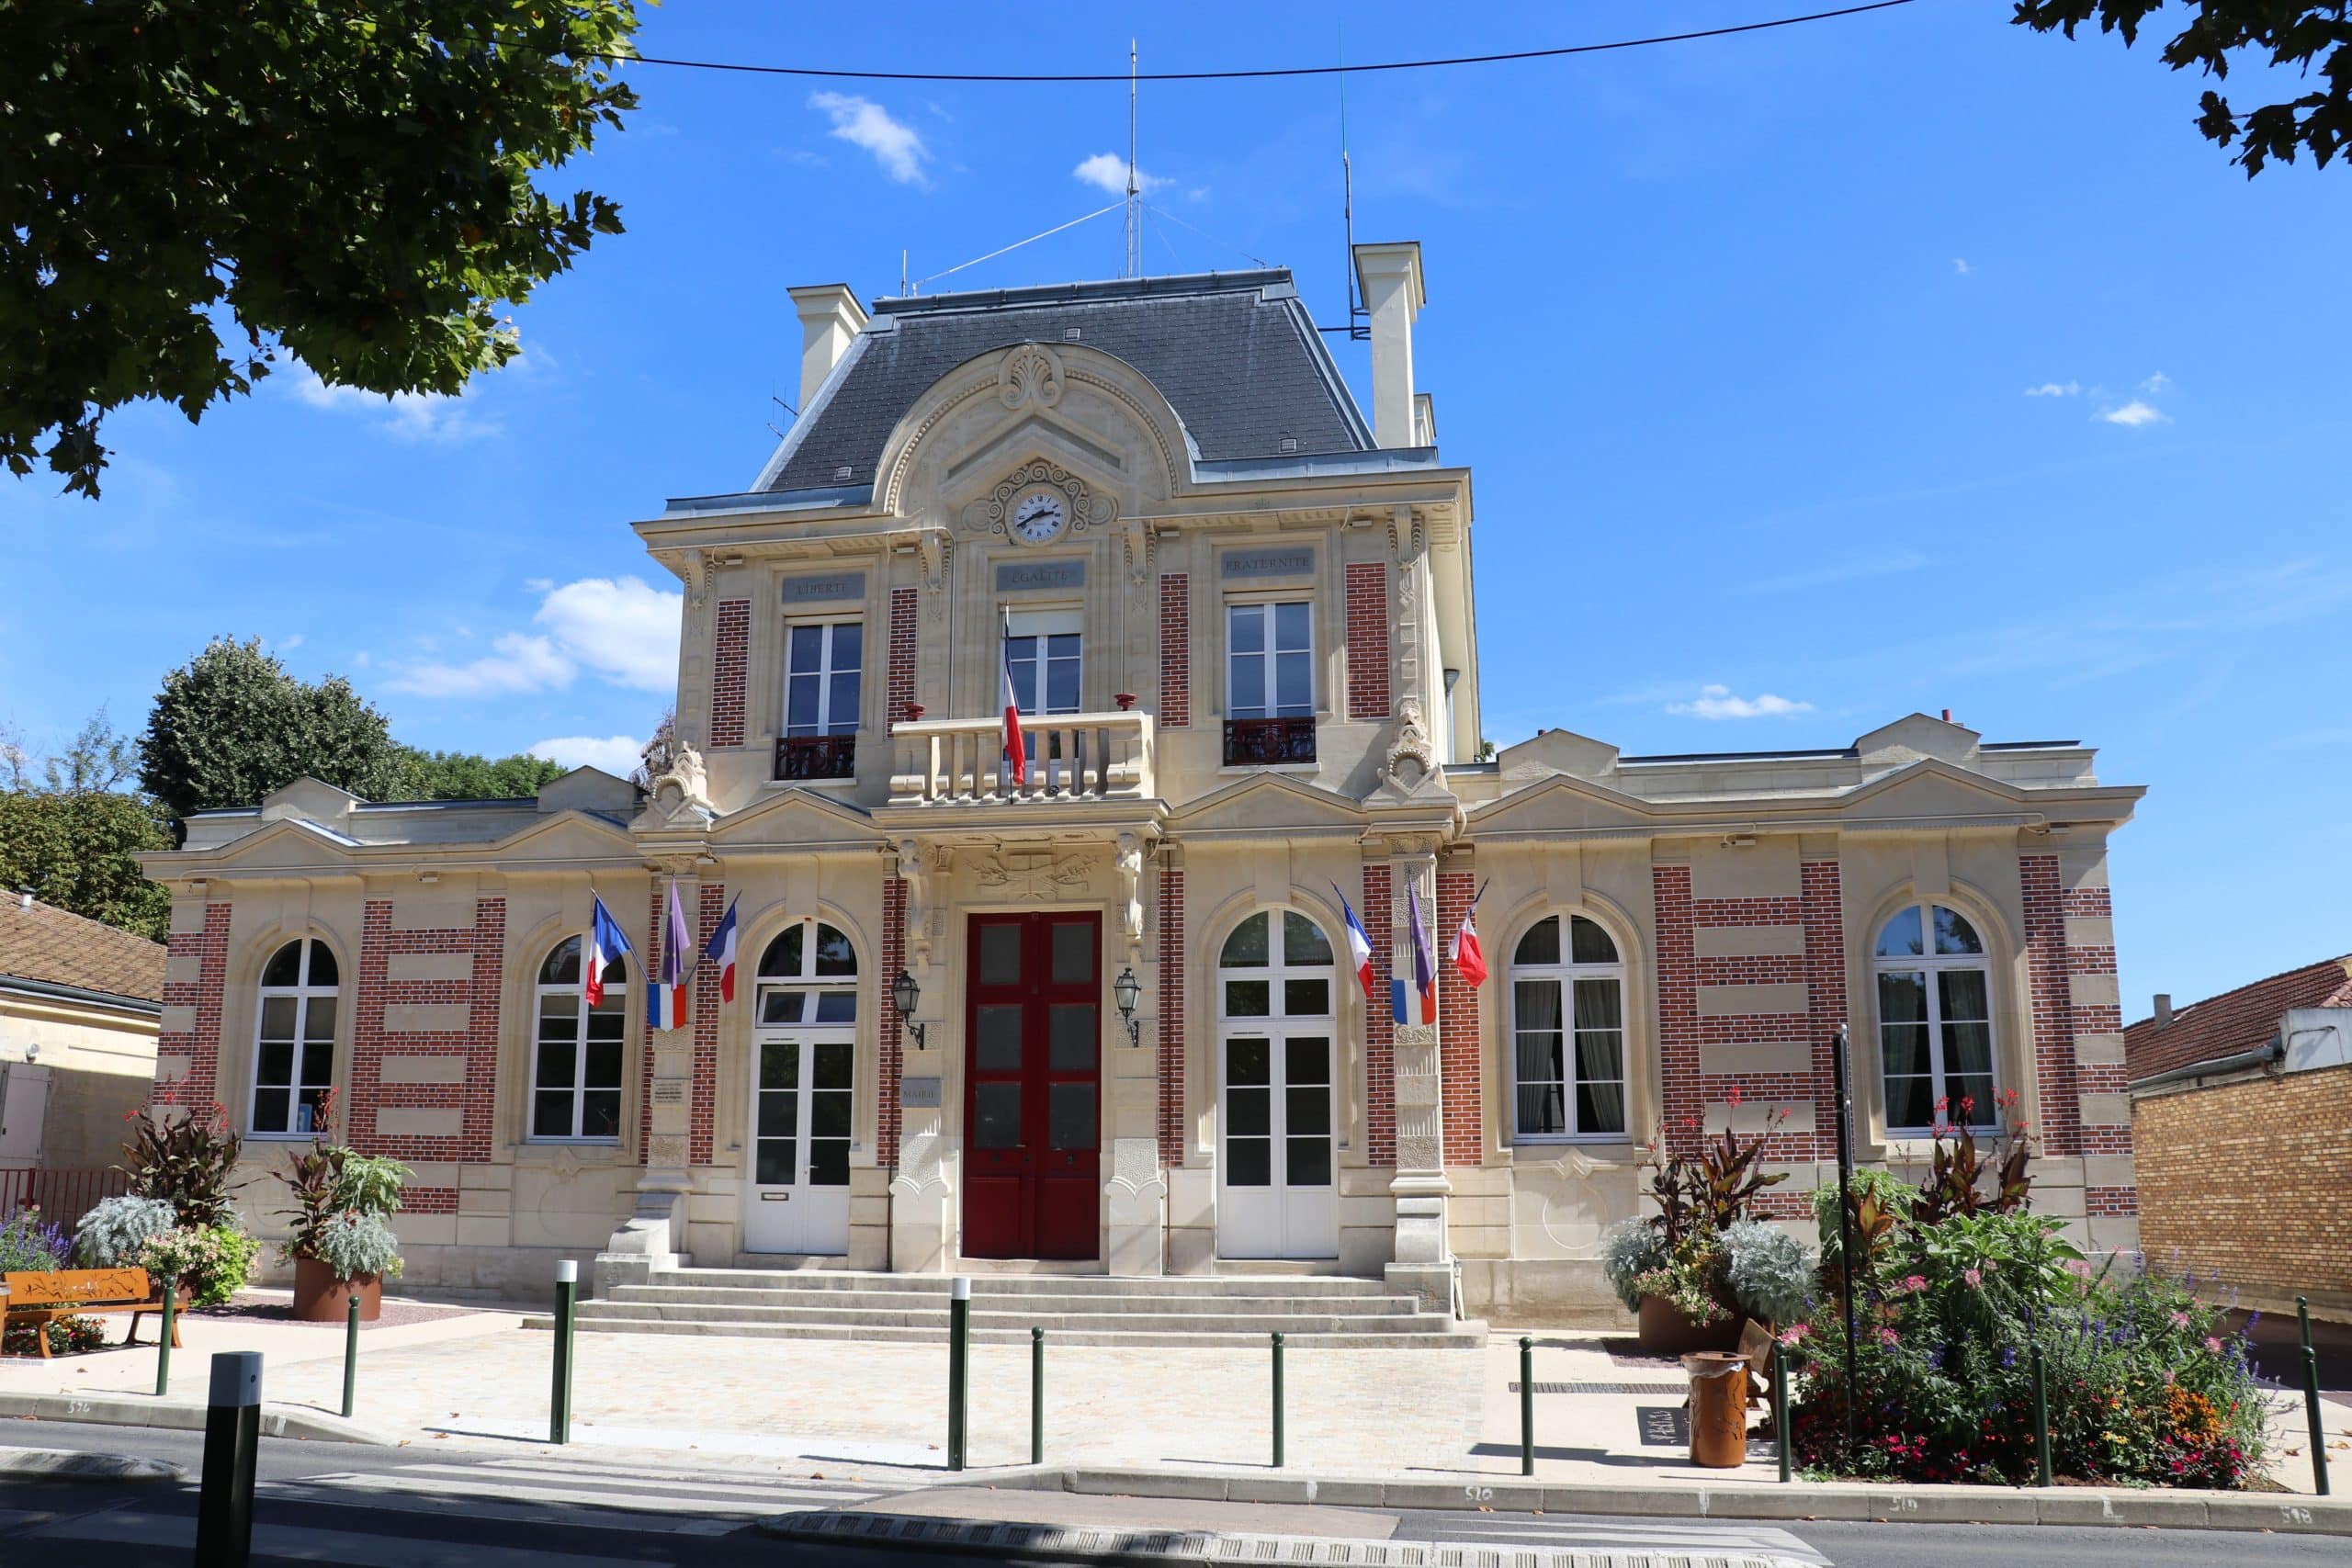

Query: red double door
[[962, 912, 1102, 1260]]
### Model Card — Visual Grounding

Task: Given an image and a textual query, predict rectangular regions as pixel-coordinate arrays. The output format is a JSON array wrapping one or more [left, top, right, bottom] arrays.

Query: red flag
[[1001, 605, 1026, 787], [1451, 896, 1487, 989]]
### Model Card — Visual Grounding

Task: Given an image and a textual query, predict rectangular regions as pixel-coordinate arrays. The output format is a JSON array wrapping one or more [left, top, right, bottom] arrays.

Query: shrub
[[1618, 1102, 1799, 1325], [121, 1099, 243, 1226], [1724, 1220, 1813, 1325], [0, 1206, 72, 1271], [1600, 1217, 1668, 1312], [141, 1223, 261, 1309], [309, 1213, 402, 1281], [75, 1194, 177, 1268], [2, 1314, 107, 1356]]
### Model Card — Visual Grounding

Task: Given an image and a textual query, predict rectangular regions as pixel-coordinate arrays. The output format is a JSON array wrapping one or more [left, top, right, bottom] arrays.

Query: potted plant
[[1601, 1102, 1811, 1354], [277, 1093, 409, 1322]]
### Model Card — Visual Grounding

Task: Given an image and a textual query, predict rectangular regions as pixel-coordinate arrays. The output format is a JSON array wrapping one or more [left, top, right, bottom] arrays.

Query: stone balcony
[[888, 710, 1155, 807]]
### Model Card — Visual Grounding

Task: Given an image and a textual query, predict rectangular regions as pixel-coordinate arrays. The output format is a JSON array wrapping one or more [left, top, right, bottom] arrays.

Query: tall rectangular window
[[784, 621, 862, 736], [1004, 610, 1081, 715], [1227, 602, 1313, 719]]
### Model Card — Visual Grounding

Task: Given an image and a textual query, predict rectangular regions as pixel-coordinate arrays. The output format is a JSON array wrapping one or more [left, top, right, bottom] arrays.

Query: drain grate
[[1510, 1380, 1687, 1394]]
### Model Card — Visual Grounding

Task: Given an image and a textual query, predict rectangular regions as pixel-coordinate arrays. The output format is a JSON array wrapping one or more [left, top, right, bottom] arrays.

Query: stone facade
[[140, 254, 2145, 1313]]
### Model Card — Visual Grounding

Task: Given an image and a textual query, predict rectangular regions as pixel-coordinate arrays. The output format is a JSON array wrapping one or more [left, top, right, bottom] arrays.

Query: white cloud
[[529, 734, 646, 776], [1073, 152, 1167, 196], [2098, 400, 2168, 427], [2140, 371, 2173, 394], [289, 369, 497, 443], [384, 576, 681, 697], [278, 633, 305, 650], [1666, 684, 1815, 720], [809, 93, 928, 184], [1738, 553, 1928, 596], [2023, 381, 2081, 398], [1952, 258, 1970, 275]]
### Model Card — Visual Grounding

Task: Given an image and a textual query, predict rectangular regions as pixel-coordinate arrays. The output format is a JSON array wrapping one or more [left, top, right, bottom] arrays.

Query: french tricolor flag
[[1001, 605, 1026, 788], [702, 896, 739, 1004], [1333, 882, 1377, 999], [648, 881, 691, 1032], [584, 896, 633, 1009]]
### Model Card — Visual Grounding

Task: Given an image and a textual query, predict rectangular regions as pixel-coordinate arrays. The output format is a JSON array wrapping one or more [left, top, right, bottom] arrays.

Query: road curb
[[0, 1391, 400, 1447], [763, 1508, 1795, 1566], [0, 1443, 185, 1483], [975, 1463, 2352, 1536]]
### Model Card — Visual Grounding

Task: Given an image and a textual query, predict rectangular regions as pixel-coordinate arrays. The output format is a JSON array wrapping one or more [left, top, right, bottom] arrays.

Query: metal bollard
[[2030, 1342, 2052, 1488], [1773, 1340, 1792, 1483], [194, 1350, 262, 1568], [946, 1276, 970, 1472], [1271, 1330, 1285, 1469], [155, 1275, 175, 1396], [1030, 1326, 1046, 1466], [341, 1292, 360, 1418], [550, 1259, 578, 1445], [2301, 1296, 2331, 1497], [1519, 1336, 1534, 1476]]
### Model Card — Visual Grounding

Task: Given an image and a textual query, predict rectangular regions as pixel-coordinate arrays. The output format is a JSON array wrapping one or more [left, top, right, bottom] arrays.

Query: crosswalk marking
[[1417, 1516, 1829, 1565]]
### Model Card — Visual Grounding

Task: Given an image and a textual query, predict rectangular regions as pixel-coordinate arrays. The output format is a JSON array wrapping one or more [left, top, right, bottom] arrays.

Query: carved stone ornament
[[1114, 831, 1145, 957], [1381, 697, 1440, 792], [998, 344, 1066, 412], [973, 850, 1095, 901], [916, 528, 950, 592], [649, 744, 717, 826], [976, 458, 1118, 539]]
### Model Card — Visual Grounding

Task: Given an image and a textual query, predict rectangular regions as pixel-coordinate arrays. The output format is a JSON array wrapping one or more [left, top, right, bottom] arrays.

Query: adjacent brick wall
[[709, 598, 750, 748], [156, 901, 232, 1111], [886, 586, 918, 732], [1363, 864, 1396, 1166], [349, 896, 504, 1176], [1158, 866, 1186, 1166], [2021, 856, 2084, 1156], [1159, 573, 1190, 728], [1344, 562, 1389, 721], [691, 884, 723, 1167], [1437, 869, 1483, 1166], [2135, 1065, 2348, 1304], [878, 874, 906, 1170]]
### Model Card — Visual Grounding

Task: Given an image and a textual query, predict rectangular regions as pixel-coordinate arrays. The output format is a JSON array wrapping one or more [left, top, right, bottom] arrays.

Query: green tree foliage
[[138, 638, 412, 823], [394, 746, 568, 801], [0, 712, 173, 940], [2015, 2, 2352, 175], [2, 1, 642, 497]]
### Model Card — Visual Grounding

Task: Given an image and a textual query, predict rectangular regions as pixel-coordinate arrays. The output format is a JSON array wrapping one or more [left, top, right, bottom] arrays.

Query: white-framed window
[[753, 919, 858, 1191], [1004, 609, 1082, 716], [784, 620, 862, 737], [1216, 909, 1338, 1193], [1509, 915, 1627, 1140], [251, 939, 337, 1136], [531, 936, 627, 1142], [1873, 902, 1997, 1134], [755, 918, 859, 1026], [1226, 601, 1313, 719]]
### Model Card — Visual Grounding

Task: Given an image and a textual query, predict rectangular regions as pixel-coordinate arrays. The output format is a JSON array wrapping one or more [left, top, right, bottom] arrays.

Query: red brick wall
[[1802, 861, 1849, 1156], [638, 887, 661, 1162], [1345, 562, 1389, 722], [709, 598, 750, 749], [886, 586, 917, 732], [2064, 881, 2128, 1156], [1363, 864, 1396, 1165], [1437, 870, 1483, 1166], [1654, 866, 1700, 1154], [691, 884, 723, 1166], [1158, 867, 1185, 1166], [348, 897, 505, 1189], [1158, 574, 1190, 728], [878, 875, 905, 1170], [155, 901, 232, 1111], [2021, 856, 2083, 1157]]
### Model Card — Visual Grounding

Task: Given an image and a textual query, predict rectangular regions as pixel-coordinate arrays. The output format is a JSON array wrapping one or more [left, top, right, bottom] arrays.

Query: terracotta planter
[[1635, 1294, 1743, 1355], [291, 1257, 382, 1323]]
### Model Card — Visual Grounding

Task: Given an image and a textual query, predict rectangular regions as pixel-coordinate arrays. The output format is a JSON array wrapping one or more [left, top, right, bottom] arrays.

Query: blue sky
[[4, 1, 2347, 1012]]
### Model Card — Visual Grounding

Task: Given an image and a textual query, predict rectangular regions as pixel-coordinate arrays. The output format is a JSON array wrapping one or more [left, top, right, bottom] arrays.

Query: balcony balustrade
[[775, 733, 856, 782], [1223, 716, 1317, 767], [889, 710, 1154, 806]]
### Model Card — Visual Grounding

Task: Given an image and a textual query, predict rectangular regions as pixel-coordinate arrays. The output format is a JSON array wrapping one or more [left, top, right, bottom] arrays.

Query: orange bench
[[1, 1268, 188, 1359]]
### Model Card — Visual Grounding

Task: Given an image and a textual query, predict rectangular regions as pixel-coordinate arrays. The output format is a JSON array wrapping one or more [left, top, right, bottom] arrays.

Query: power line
[[594, 2, 1918, 85]]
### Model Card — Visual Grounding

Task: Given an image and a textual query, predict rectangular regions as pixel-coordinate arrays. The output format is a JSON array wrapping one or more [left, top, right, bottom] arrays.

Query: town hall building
[[141, 244, 2144, 1323]]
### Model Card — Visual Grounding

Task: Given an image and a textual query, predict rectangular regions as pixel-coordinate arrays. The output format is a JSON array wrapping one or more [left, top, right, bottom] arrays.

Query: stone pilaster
[[1385, 838, 1453, 1311], [598, 872, 695, 1292]]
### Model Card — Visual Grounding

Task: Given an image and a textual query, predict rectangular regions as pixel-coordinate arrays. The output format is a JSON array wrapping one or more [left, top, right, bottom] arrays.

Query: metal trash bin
[[1682, 1350, 1750, 1468]]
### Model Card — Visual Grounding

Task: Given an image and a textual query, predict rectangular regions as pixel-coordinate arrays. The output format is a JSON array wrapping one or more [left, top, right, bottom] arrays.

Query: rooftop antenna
[[1332, 26, 1369, 340], [900, 248, 910, 298], [1125, 39, 1140, 279]]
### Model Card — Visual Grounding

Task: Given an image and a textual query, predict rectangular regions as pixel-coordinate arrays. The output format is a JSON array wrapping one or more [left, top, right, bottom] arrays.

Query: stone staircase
[[539, 1268, 1485, 1349]]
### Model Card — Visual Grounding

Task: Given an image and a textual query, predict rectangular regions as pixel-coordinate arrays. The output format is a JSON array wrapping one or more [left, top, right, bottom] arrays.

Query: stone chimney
[[1352, 242, 1426, 448], [2153, 993, 2173, 1030], [786, 284, 869, 410]]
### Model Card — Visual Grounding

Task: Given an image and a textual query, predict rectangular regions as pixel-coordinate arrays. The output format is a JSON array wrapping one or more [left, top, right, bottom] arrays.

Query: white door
[[1215, 910, 1340, 1260], [741, 919, 858, 1256], [0, 1063, 50, 1168]]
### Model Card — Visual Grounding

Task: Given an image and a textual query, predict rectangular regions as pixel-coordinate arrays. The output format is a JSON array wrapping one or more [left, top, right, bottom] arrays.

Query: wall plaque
[[781, 570, 866, 605], [1221, 547, 1316, 581], [901, 1077, 943, 1109], [651, 1080, 688, 1106], [995, 558, 1085, 593]]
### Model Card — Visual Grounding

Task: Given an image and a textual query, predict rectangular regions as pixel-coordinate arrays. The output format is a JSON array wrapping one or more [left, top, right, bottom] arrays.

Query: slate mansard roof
[[757, 270, 1374, 495]]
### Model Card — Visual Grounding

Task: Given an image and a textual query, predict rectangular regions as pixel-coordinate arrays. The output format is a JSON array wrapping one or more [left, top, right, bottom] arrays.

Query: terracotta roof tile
[[0, 897, 165, 1007], [2124, 954, 2352, 1081]]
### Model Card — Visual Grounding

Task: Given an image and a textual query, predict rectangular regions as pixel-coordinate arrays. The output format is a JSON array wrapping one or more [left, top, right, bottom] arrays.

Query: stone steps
[[600, 1284, 1419, 1317], [573, 1301, 1446, 1335], [642, 1268, 1396, 1297], [532, 1316, 1484, 1349]]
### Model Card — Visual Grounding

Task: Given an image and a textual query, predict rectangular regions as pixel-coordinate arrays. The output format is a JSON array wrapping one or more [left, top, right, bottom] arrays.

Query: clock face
[[1009, 488, 1069, 544]]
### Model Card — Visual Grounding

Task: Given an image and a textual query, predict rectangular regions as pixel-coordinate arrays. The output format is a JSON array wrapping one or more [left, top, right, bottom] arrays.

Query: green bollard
[[550, 1259, 577, 1445], [1519, 1336, 1534, 1476], [2030, 1342, 2052, 1488], [2301, 1296, 2332, 1497], [341, 1292, 359, 1418], [155, 1275, 175, 1397], [1030, 1326, 1046, 1466], [1774, 1340, 1792, 1483], [1271, 1330, 1285, 1469], [946, 1277, 970, 1472]]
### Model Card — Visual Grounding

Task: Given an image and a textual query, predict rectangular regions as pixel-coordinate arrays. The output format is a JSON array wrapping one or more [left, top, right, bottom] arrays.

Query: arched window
[[751, 919, 857, 1206], [252, 939, 337, 1136], [1509, 915, 1626, 1139], [1872, 902, 1996, 1133], [1216, 909, 1339, 1258], [1217, 909, 1335, 1022], [756, 919, 857, 1024], [531, 936, 626, 1141]]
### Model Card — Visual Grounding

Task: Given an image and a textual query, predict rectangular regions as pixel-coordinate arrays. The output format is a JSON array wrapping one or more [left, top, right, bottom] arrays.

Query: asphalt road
[[3, 1422, 2344, 1567]]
